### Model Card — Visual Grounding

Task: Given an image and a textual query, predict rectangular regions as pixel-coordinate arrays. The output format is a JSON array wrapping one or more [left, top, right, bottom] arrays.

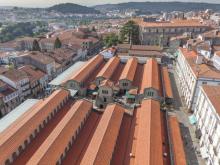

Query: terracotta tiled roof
[[136, 19, 209, 28], [179, 48, 220, 79], [119, 57, 138, 82], [1, 69, 28, 82], [169, 116, 187, 165], [202, 85, 220, 116], [99, 79, 114, 88], [19, 65, 46, 83], [96, 56, 120, 79], [70, 54, 104, 83], [131, 45, 163, 51], [140, 58, 160, 93], [134, 99, 163, 165], [0, 89, 69, 165], [80, 104, 125, 165], [162, 66, 173, 99], [215, 51, 220, 57], [27, 99, 92, 165], [128, 50, 163, 57], [28, 52, 55, 65]]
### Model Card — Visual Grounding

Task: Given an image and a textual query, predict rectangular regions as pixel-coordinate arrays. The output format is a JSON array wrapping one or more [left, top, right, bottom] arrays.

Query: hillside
[[48, 3, 100, 14], [94, 2, 220, 13]]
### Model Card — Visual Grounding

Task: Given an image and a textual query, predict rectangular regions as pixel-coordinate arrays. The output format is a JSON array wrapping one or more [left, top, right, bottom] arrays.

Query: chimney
[[196, 54, 204, 65]]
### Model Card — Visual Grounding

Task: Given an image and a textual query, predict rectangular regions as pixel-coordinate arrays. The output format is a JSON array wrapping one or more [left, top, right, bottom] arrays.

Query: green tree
[[91, 26, 96, 32], [104, 33, 120, 47], [54, 37, 62, 49], [120, 20, 140, 45], [32, 40, 41, 51]]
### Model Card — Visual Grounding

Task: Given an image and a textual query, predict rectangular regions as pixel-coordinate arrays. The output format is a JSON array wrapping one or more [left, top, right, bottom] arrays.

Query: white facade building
[[176, 48, 220, 111], [194, 85, 220, 165]]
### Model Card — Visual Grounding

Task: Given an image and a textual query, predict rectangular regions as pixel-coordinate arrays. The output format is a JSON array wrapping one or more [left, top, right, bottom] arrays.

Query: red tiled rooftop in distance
[[119, 57, 138, 82], [19, 65, 46, 83], [202, 85, 220, 116], [133, 99, 164, 165], [179, 48, 220, 79], [70, 54, 104, 83], [162, 66, 173, 98], [169, 116, 187, 165], [80, 104, 125, 165], [96, 56, 120, 79], [135, 18, 209, 28], [27, 99, 92, 165], [0, 89, 69, 165], [140, 58, 160, 93]]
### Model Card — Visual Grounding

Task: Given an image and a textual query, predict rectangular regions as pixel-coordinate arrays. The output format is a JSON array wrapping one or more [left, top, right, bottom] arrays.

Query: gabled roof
[[80, 104, 125, 165], [99, 79, 114, 88], [0, 89, 69, 165], [162, 66, 173, 99], [70, 54, 104, 83], [96, 56, 120, 79], [134, 99, 163, 165], [119, 57, 138, 82], [27, 99, 92, 164], [202, 85, 220, 116], [140, 58, 160, 93], [168, 116, 187, 165]]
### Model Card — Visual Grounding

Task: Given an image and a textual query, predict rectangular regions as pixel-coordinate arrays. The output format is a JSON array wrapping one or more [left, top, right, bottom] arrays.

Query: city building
[[194, 85, 220, 165], [0, 80, 19, 117], [136, 18, 212, 47], [176, 48, 220, 111], [0, 48, 186, 165]]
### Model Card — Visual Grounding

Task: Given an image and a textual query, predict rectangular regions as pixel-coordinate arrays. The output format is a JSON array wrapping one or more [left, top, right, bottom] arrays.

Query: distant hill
[[94, 2, 220, 13], [48, 3, 100, 14]]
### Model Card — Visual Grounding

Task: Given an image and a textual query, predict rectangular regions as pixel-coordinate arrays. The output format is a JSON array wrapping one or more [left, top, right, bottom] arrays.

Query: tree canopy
[[103, 33, 120, 48], [120, 20, 140, 45], [54, 37, 62, 49], [32, 40, 41, 51]]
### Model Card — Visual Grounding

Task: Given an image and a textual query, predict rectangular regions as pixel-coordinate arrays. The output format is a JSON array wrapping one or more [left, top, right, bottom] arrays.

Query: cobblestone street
[[169, 67, 206, 165]]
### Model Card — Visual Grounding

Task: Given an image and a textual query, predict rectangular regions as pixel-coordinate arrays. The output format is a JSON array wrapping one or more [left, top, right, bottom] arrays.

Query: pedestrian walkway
[[169, 68, 205, 165]]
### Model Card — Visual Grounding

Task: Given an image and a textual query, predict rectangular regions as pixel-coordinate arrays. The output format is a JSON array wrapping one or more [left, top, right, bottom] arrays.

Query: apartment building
[[0, 80, 19, 117], [19, 65, 48, 97], [176, 48, 220, 111], [136, 18, 211, 47], [0, 69, 30, 101], [194, 85, 220, 165], [15, 52, 56, 80]]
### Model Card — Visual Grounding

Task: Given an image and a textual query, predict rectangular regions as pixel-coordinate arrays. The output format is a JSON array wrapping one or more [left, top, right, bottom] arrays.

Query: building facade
[[194, 85, 220, 165]]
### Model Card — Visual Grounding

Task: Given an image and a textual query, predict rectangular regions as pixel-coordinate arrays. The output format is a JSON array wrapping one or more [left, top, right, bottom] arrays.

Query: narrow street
[[169, 67, 205, 165]]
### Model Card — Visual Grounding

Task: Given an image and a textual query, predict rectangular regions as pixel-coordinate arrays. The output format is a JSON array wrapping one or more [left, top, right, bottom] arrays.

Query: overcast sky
[[0, 0, 220, 7]]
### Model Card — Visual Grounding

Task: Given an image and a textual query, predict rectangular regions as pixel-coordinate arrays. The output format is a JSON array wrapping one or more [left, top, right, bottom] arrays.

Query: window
[[147, 91, 154, 97], [102, 90, 108, 94], [122, 82, 128, 87], [202, 82, 207, 85], [104, 97, 107, 102]]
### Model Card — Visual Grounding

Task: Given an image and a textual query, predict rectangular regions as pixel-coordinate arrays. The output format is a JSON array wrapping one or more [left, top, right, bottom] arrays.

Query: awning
[[189, 114, 197, 125], [68, 89, 78, 97]]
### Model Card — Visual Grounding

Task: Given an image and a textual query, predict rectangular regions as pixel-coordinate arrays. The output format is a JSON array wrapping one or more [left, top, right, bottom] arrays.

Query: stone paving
[[169, 67, 206, 165]]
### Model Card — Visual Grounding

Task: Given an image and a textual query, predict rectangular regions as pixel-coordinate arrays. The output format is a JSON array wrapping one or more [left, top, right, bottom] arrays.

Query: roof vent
[[129, 153, 135, 158]]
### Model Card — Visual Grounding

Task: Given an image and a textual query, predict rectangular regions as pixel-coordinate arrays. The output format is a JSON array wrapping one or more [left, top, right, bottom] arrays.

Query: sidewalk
[[169, 68, 205, 165]]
